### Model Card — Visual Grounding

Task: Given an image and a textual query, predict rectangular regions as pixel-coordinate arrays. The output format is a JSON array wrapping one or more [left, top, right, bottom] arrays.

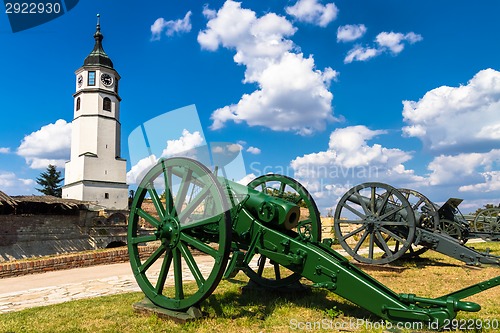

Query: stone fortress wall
[[0, 194, 338, 279], [0, 192, 128, 263]]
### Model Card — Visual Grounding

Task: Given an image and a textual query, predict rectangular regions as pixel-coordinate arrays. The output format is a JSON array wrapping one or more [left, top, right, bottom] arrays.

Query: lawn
[[1, 241, 499, 333]]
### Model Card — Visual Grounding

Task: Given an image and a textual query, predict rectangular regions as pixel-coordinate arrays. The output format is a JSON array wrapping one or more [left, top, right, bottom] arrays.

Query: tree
[[474, 203, 500, 215], [36, 165, 64, 197]]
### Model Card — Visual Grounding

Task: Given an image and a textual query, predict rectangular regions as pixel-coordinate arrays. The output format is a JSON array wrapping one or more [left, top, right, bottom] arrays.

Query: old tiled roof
[[0, 193, 90, 214], [12, 195, 89, 211], [0, 191, 17, 207], [0, 191, 17, 214]]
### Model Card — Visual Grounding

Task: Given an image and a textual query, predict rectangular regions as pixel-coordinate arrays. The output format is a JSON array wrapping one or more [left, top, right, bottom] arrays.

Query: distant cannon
[[128, 158, 499, 327], [334, 182, 500, 265], [472, 208, 500, 241]]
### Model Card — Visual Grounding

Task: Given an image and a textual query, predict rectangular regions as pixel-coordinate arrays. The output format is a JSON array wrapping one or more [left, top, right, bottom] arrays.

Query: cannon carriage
[[470, 207, 500, 241], [128, 157, 500, 327], [333, 182, 500, 266]]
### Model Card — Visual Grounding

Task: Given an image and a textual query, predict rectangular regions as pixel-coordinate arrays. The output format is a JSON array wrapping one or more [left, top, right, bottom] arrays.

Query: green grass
[[1, 242, 499, 333]]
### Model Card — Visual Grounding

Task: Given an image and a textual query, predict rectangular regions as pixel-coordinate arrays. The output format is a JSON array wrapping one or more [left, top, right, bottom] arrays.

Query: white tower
[[62, 16, 128, 210]]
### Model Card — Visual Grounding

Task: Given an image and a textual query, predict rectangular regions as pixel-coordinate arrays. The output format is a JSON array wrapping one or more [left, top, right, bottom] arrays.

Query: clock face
[[77, 75, 83, 87], [100, 73, 114, 87]]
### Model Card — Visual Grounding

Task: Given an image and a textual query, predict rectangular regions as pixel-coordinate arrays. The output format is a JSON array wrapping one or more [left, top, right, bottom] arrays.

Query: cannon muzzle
[[223, 178, 300, 230], [244, 190, 300, 229]]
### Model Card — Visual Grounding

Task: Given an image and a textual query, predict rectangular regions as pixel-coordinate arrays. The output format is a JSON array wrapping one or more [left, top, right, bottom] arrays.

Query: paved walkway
[[0, 255, 255, 314], [0, 262, 141, 313]]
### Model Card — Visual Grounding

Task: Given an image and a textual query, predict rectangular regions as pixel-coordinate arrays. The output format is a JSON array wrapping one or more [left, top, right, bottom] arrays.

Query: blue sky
[[0, 0, 499, 215]]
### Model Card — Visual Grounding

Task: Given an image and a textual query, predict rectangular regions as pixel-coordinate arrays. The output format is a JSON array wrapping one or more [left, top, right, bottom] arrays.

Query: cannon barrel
[[219, 177, 301, 230], [346, 191, 416, 220], [168, 164, 301, 230]]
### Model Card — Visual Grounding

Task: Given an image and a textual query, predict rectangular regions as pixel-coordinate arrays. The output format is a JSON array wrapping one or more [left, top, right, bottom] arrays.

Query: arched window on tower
[[76, 97, 81, 111], [103, 97, 111, 111]]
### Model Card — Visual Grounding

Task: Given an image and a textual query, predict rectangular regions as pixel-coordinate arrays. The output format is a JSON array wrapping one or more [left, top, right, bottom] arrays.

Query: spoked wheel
[[245, 174, 321, 287], [128, 157, 231, 311], [439, 219, 465, 243], [334, 183, 416, 265], [398, 188, 438, 258], [474, 208, 500, 240]]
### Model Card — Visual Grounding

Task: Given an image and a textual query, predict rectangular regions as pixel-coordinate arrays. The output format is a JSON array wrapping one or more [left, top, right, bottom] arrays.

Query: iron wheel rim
[[128, 157, 231, 311], [245, 174, 321, 287], [334, 182, 416, 265]]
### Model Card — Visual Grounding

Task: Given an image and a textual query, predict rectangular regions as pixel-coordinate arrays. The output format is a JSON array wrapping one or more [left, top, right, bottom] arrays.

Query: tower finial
[[84, 13, 113, 68]]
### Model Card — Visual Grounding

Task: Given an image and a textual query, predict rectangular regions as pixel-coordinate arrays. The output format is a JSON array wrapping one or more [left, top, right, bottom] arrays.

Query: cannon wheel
[[398, 188, 438, 258], [473, 208, 500, 240], [245, 174, 321, 287], [439, 219, 466, 242], [128, 157, 231, 311], [334, 183, 416, 265]]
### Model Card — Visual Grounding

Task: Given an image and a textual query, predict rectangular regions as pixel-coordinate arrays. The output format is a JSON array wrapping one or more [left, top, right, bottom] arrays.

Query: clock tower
[[62, 15, 128, 210]]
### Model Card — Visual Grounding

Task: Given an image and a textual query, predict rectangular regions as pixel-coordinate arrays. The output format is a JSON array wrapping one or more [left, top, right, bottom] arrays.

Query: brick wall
[[0, 246, 155, 279]]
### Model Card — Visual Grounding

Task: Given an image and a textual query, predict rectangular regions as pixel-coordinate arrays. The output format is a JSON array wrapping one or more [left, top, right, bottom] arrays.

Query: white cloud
[[227, 143, 243, 153], [17, 119, 71, 169], [375, 31, 423, 54], [337, 24, 366, 42], [20, 178, 34, 186], [198, 1, 259, 52], [0, 171, 16, 188], [237, 173, 257, 185], [286, 0, 338, 27], [247, 146, 261, 154], [126, 154, 158, 185], [427, 150, 500, 186], [211, 146, 224, 154], [161, 129, 204, 157], [477, 123, 500, 140], [151, 11, 192, 41], [0, 171, 34, 195], [28, 158, 65, 170], [402, 68, 500, 152], [0, 147, 10, 154], [202, 4, 217, 19], [127, 129, 205, 184], [199, 1, 337, 135], [290, 126, 423, 212], [344, 46, 379, 64], [292, 126, 414, 171], [459, 171, 500, 193], [344, 31, 422, 63]]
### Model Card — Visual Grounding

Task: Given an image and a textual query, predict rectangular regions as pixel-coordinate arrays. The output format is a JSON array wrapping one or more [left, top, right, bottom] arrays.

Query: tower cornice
[[73, 88, 122, 101], [72, 113, 122, 123], [75, 65, 120, 79]]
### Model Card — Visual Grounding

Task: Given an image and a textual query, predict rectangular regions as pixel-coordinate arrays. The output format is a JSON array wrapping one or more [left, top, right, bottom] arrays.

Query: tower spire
[[83, 14, 114, 69]]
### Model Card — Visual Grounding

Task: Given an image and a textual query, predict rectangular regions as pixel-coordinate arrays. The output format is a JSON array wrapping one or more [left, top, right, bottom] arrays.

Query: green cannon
[[128, 158, 500, 327], [334, 182, 500, 265]]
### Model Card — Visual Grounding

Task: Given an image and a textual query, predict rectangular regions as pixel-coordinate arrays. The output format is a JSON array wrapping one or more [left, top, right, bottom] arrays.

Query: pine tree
[[36, 165, 64, 197]]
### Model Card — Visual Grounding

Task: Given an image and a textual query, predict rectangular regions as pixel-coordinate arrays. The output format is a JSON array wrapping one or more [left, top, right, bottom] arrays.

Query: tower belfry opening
[[62, 15, 128, 210]]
